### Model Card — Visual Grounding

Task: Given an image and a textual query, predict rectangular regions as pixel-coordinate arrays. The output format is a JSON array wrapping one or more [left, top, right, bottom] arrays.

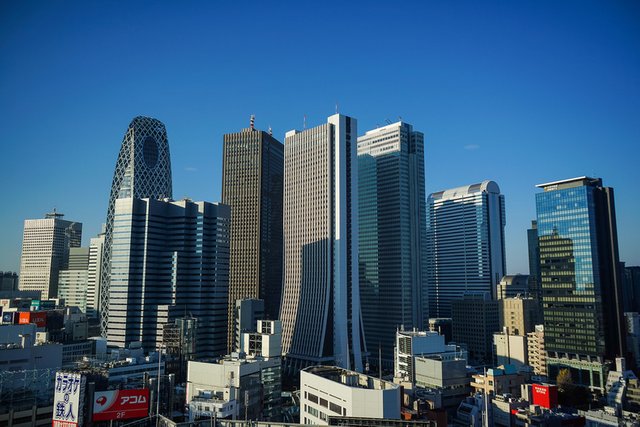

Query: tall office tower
[[86, 229, 105, 319], [357, 121, 427, 369], [623, 266, 640, 313], [107, 198, 230, 358], [527, 221, 542, 301], [426, 181, 506, 318], [58, 247, 90, 312], [535, 177, 625, 390], [18, 211, 82, 300], [221, 123, 284, 352], [100, 116, 173, 336], [280, 114, 363, 372]]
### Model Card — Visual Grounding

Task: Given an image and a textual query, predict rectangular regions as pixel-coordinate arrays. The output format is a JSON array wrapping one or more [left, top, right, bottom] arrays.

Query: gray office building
[[222, 122, 283, 353], [100, 116, 173, 336], [107, 198, 230, 358], [357, 121, 427, 368], [18, 211, 82, 300], [58, 247, 90, 313]]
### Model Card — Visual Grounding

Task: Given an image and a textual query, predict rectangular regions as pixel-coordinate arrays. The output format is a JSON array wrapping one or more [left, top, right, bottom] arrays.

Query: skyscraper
[[58, 247, 90, 312], [535, 177, 625, 390], [221, 122, 284, 352], [18, 210, 82, 300], [280, 114, 364, 372], [357, 121, 427, 368], [100, 116, 173, 335], [86, 229, 105, 319], [426, 181, 506, 318], [527, 220, 542, 302], [107, 197, 230, 358]]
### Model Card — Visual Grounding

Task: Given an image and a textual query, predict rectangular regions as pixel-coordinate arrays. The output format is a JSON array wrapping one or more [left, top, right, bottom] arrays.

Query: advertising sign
[[2, 311, 14, 324], [17, 311, 47, 327], [53, 372, 86, 427], [93, 389, 150, 421], [531, 384, 558, 409]]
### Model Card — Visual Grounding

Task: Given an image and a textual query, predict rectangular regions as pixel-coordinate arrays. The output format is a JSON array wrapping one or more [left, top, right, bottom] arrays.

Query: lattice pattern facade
[[100, 116, 173, 336]]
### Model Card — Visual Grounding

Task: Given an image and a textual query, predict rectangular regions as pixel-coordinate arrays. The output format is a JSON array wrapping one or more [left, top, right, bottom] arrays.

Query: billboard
[[531, 383, 558, 409], [53, 372, 86, 427], [93, 389, 150, 421], [17, 311, 47, 327]]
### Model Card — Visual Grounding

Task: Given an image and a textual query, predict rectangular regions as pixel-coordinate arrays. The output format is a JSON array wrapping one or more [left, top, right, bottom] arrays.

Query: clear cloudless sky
[[1, 1, 639, 274]]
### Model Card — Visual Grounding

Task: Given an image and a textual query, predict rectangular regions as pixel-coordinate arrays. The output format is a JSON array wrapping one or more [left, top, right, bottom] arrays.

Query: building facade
[[107, 198, 230, 358], [499, 297, 539, 336], [86, 230, 105, 320], [527, 325, 547, 376], [58, 247, 90, 313], [300, 366, 401, 425], [18, 211, 82, 300], [535, 177, 625, 390], [280, 114, 363, 372], [100, 116, 173, 336], [357, 121, 428, 369], [451, 292, 500, 366], [0, 272, 18, 292], [427, 181, 506, 318], [222, 124, 284, 352]]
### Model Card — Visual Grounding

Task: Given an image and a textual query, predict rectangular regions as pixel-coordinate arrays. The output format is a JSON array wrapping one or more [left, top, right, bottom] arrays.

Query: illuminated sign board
[[93, 389, 150, 421]]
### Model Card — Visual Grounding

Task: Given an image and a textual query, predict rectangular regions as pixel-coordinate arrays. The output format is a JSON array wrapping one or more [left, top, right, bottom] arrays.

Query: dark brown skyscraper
[[222, 121, 284, 352]]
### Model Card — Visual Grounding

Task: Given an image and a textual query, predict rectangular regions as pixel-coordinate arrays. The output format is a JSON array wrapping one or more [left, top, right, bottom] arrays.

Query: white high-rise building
[[18, 211, 82, 300], [426, 181, 506, 318], [86, 229, 105, 319], [280, 114, 363, 372]]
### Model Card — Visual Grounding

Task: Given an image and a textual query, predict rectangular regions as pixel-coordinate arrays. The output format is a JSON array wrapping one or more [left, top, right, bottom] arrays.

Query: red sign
[[531, 384, 558, 409], [18, 311, 47, 327], [52, 421, 77, 427], [93, 389, 150, 421]]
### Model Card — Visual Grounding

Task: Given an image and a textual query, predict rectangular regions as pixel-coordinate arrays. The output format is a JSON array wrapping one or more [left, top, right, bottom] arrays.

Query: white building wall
[[300, 368, 400, 425]]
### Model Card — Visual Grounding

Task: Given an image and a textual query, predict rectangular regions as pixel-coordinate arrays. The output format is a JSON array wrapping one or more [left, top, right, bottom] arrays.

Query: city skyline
[[1, 2, 640, 275]]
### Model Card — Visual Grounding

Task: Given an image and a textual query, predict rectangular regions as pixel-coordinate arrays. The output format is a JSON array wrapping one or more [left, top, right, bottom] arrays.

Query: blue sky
[[1, 1, 639, 273]]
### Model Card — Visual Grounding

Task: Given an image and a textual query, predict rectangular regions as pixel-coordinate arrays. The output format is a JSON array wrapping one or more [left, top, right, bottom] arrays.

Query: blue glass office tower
[[535, 177, 625, 391], [357, 122, 427, 369], [426, 181, 506, 318]]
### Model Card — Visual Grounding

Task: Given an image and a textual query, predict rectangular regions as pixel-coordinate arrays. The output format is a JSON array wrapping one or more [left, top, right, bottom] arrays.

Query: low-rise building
[[471, 365, 525, 398], [494, 333, 528, 368], [300, 366, 401, 425]]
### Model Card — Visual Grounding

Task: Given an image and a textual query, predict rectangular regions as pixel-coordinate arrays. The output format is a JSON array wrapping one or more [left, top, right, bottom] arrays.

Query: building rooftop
[[430, 180, 500, 200], [303, 366, 399, 391], [536, 176, 602, 190]]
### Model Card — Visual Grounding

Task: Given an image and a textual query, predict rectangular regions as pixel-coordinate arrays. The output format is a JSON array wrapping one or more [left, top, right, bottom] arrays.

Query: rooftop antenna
[[398, 116, 403, 122], [303, 114, 307, 130], [250, 114, 255, 130], [336, 102, 339, 114], [385, 119, 391, 125], [268, 125, 273, 136]]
